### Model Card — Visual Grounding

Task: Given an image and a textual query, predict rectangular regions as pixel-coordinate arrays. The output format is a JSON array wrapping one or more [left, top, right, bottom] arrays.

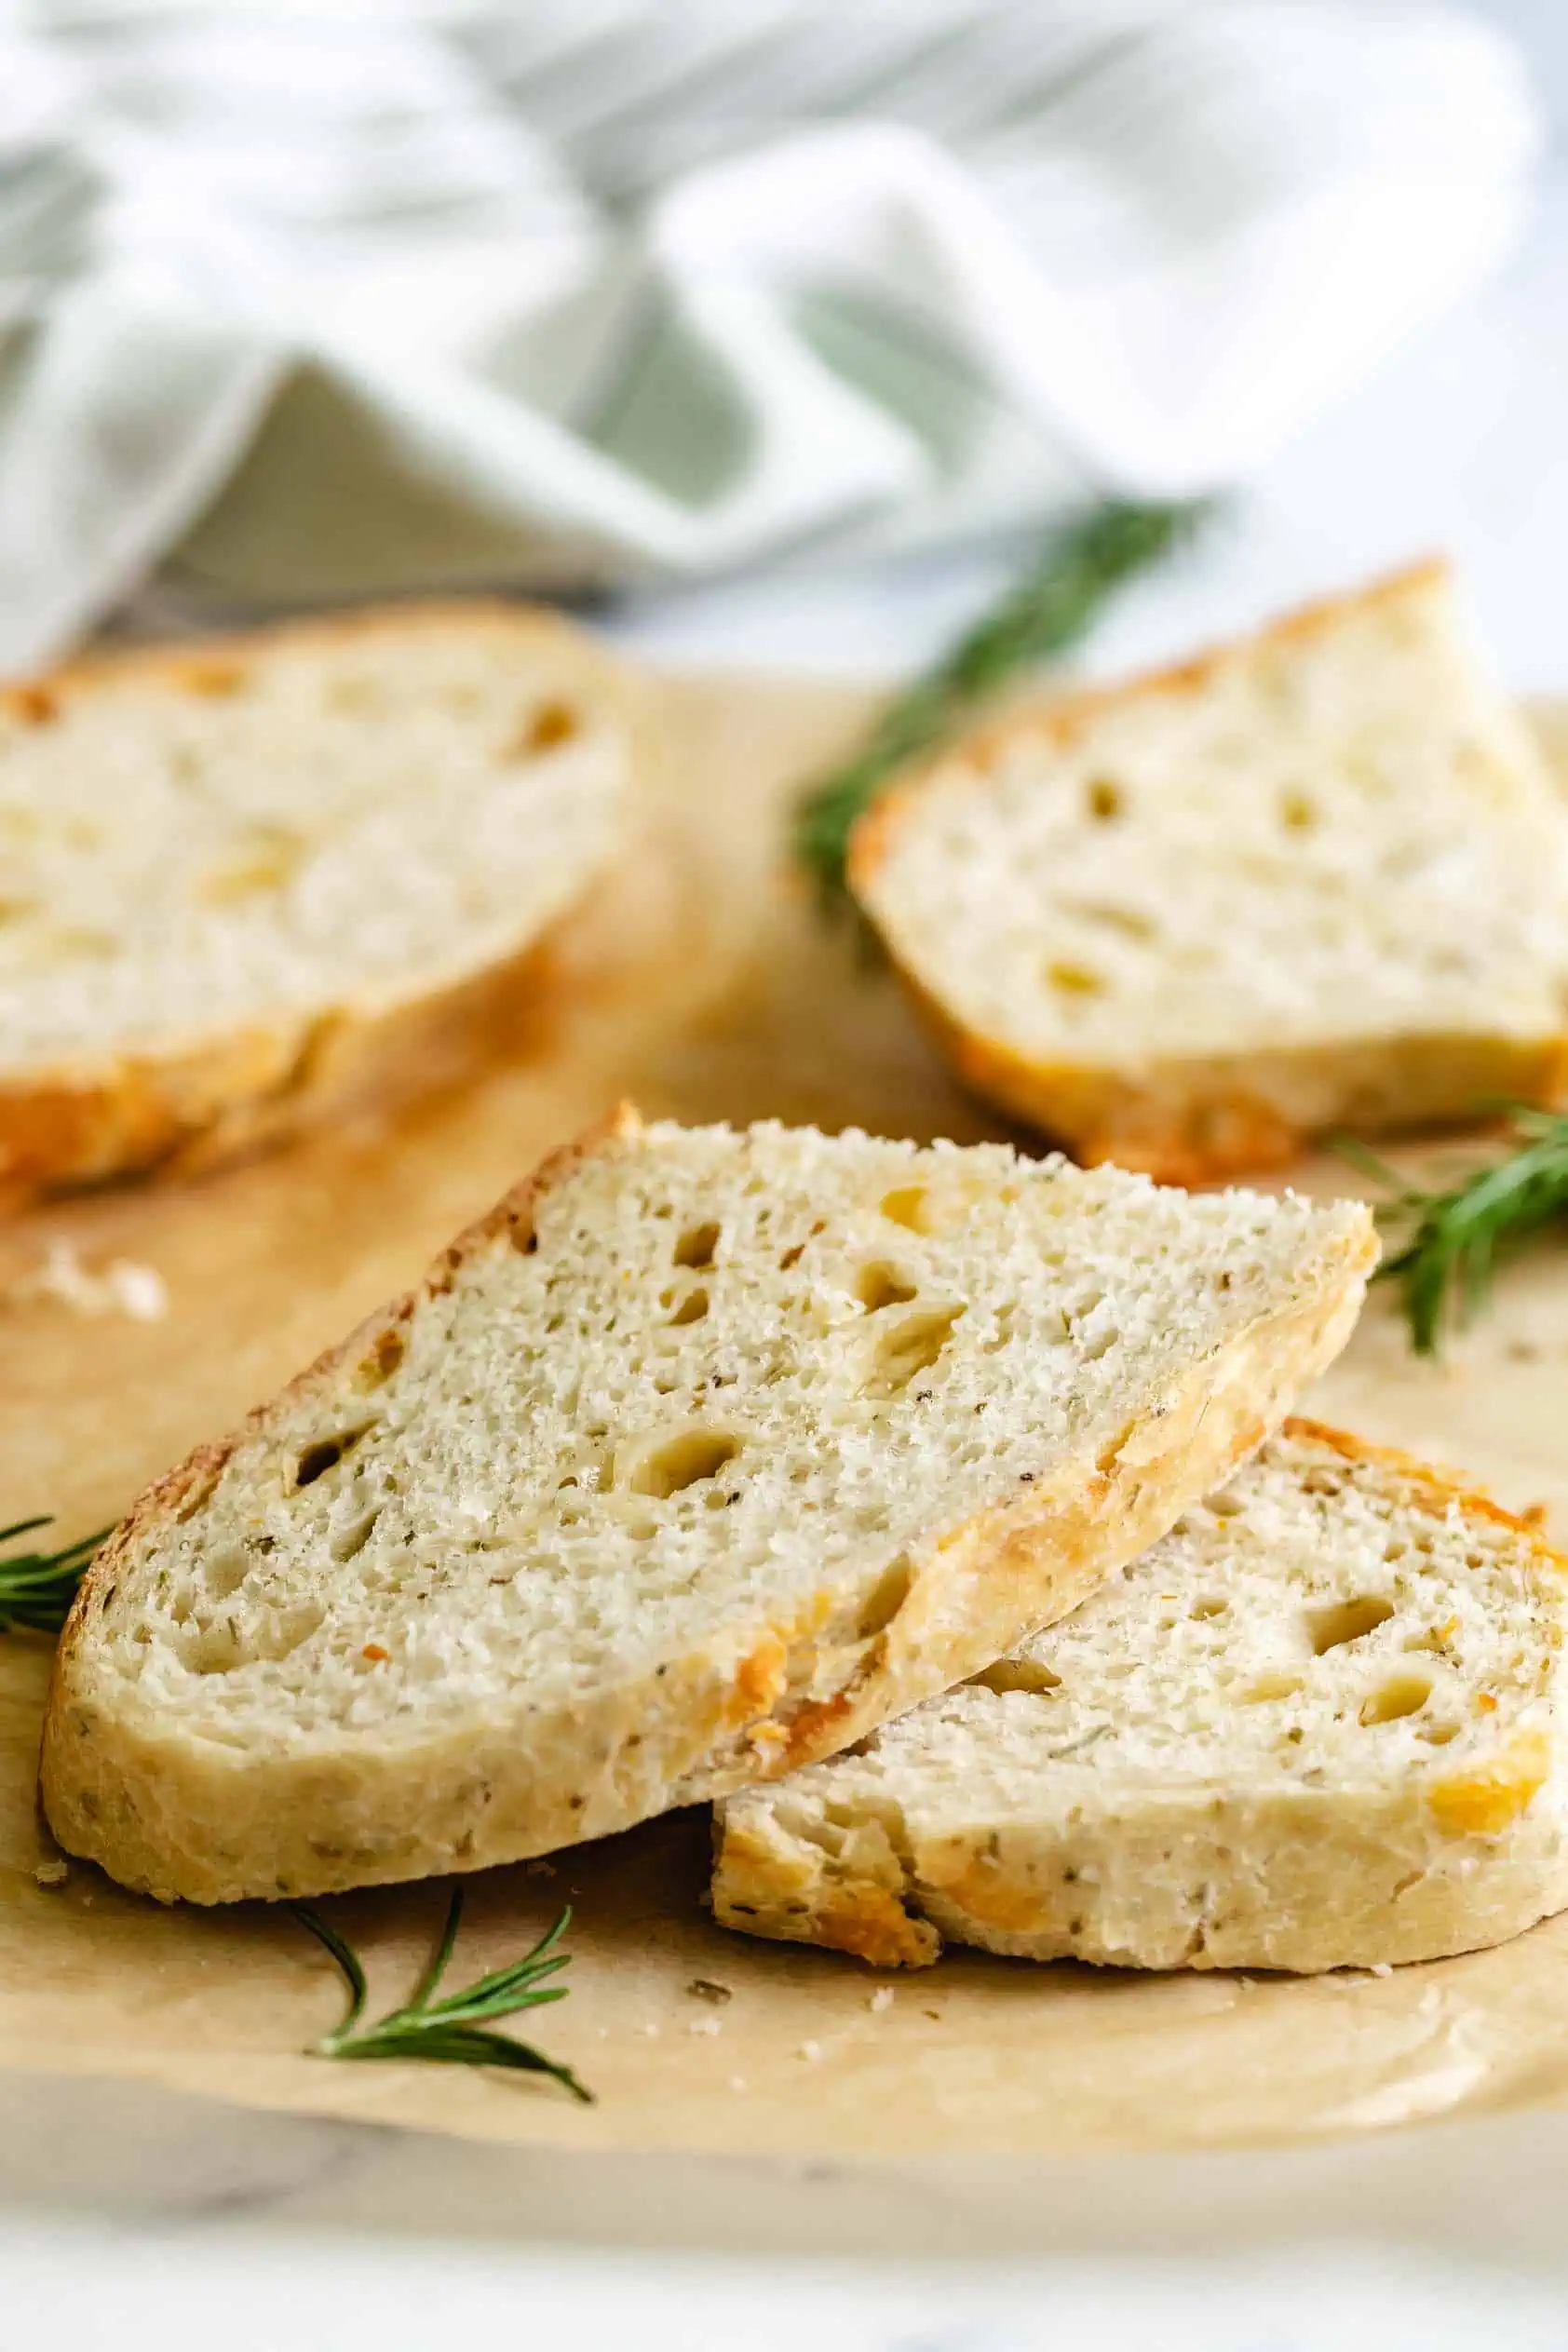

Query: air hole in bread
[[1308, 1594, 1394, 1655], [619, 1426, 742, 1499], [851, 1553, 912, 1642], [201, 1546, 250, 1603], [1189, 1596, 1229, 1621], [518, 700, 579, 753], [1242, 1671, 1304, 1703], [1045, 959, 1105, 999], [855, 1263, 918, 1314], [1279, 790, 1318, 833], [294, 1426, 374, 1490], [186, 661, 245, 699], [878, 1185, 931, 1234], [1086, 776, 1123, 820], [181, 1623, 245, 1675], [1419, 1722, 1461, 1746], [667, 1286, 710, 1327], [1360, 1672, 1431, 1726], [1300, 1466, 1345, 1497], [51, 927, 116, 962], [863, 1304, 964, 1398], [330, 1507, 381, 1563], [180, 1601, 323, 1676], [1405, 1618, 1457, 1656], [1065, 899, 1156, 942], [673, 1221, 721, 1270], [202, 826, 307, 905], [778, 1219, 826, 1271], [976, 1656, 1062, 1696]]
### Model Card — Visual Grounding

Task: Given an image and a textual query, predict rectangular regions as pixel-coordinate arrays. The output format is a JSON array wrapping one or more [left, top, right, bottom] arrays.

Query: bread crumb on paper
[[687, 2016, 723, 2037], [796, 2038, 823, 2063], [7, 1242, 167, 1322], [727, 2075, 748, 2093], [868, 1985, 895, 2014], [686, 1977, 733, 2005], [33, 1858, 68, 1888]]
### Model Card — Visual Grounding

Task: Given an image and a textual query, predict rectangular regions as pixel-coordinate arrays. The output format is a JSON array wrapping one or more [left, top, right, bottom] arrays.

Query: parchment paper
[[2, 670, 1566, 2159]]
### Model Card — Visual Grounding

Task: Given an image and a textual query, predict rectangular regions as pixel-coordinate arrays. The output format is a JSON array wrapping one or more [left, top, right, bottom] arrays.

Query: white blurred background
[[0, 0, 1562, 691]]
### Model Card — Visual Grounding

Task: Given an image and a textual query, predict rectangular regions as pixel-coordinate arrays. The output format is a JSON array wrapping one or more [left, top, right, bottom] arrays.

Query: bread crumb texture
[[42, 1113, 1370, 1902], [714, 1421, 1568, 1973], [852, 562, 1568, 1176]]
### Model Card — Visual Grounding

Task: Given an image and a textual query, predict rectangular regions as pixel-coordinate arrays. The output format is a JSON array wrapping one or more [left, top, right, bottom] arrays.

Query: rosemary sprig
[[293, 1889, 593, 2102], [793, 496, 1216, 910], [0, 1518, 105, 1636], [1339, 1110, 1568, 1357]]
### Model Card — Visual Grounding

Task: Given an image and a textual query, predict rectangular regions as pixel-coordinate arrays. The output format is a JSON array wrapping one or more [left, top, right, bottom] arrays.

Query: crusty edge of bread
[[893, 976, 1568, 1185], [848, 557, 1568, 1181], [39, 1121, 1374, 1904], [0, 602, 630, 1205], [710, 1419, 1568, 1974]]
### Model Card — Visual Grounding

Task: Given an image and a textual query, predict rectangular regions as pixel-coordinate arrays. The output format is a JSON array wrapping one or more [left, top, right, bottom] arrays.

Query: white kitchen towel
[[0, 1, 1541, 675]]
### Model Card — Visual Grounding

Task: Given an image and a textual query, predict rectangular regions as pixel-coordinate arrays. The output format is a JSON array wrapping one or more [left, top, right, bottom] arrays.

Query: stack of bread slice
[[713, 1421, 1568, 1971], [42, 1106, 1372, 1904]]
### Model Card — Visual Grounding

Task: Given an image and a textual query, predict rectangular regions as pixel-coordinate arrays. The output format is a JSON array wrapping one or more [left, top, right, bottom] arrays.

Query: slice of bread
[[713, 1421, 1568, 1973], [42, 1109, 1372, 1904], [0, 605, 628, 1200], [850, 561, 1568, 1183]]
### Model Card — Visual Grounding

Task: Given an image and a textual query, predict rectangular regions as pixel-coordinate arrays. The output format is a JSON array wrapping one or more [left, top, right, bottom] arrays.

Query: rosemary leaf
[[0, 1519, 106, 1637], [793, 496, 1216, 911], [294, 1889, 594, 2104], [1338, 1109, 1568, 1357]]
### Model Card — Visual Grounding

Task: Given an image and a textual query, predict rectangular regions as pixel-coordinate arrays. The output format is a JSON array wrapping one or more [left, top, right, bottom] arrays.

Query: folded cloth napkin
[[0, 0, 1540, 675]]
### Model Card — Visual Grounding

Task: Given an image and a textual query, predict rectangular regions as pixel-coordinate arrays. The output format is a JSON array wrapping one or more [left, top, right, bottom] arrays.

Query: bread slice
[[0, 605, 628, 1200], [42, 1109, 1372, 1904], [713, 1421, 1568, 1973], [850, 561, 1568, 1183]]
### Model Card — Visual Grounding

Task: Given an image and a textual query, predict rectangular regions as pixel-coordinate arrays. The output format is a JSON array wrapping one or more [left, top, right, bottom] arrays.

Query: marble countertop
[[9, 2066, 1568, 2347], [14, 74, 1568, 2352]]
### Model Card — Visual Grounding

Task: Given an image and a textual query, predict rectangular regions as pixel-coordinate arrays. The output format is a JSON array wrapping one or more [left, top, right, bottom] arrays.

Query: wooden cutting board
[[1, 668, 1566, 2160]]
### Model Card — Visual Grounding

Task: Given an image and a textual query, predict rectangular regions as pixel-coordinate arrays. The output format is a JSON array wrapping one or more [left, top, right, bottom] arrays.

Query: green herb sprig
[[1340, 1110, 1568, 1357], [293, 1889, 593, 2102], [793, 497, 1215, 910], [0, 1518, 105, 1636]]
